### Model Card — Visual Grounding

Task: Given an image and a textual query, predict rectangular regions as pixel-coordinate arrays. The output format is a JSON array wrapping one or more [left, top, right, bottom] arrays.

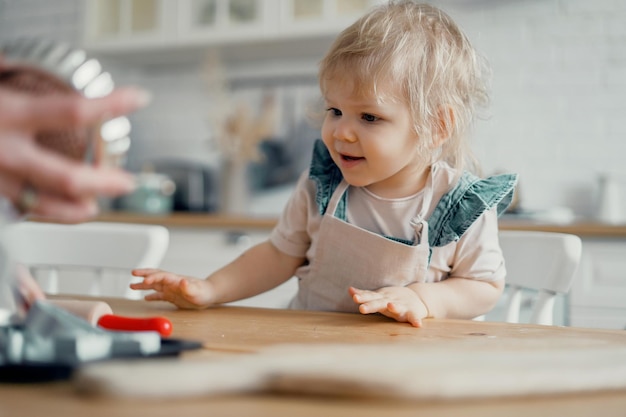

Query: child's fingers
[[386, 302, 409, 321], [358, 298, 389, 314], [387, 302, 423, 327], [129, 281, 154, 290], [128, 274, 161, 288], [132, 268, 161, 276], [351, 287, 390, 313], [151, 271, 180, 283], [144, 292, 165, 302], [386, 301, 401, 314], [350, 287, 382, 304], [129, 273, 177, 290], [407, 310, 423, 328], [179, 278, 192, 296], [348, 286, 361, 296]]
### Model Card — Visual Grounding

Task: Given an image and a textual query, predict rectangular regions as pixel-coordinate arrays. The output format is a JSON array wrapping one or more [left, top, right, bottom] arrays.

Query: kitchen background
[[1, 0, 625, 220]]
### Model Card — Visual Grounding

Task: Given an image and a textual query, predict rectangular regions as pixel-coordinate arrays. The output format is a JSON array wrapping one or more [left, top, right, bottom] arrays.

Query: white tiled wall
[[2, 0, 626, 218]]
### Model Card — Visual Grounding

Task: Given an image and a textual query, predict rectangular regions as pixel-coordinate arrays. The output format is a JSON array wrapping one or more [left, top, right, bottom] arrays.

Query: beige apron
[[290, 180, 432, 313]]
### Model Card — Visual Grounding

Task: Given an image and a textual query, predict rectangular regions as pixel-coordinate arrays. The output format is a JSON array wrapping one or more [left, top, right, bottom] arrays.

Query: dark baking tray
[[0, 337, 203, 383]]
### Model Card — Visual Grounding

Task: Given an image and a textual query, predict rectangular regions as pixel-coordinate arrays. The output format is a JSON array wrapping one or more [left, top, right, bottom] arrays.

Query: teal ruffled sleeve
[[427, 172, 518, 248], [308, 139, 346, 218]]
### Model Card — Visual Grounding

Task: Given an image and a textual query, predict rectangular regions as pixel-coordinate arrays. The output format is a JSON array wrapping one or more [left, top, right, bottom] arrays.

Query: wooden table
[[2, 297, 626, 417]]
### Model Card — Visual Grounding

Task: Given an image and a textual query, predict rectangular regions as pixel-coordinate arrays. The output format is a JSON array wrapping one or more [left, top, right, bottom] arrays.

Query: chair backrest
[[497, 230, 582, 325], [3, 221, 169, 299]]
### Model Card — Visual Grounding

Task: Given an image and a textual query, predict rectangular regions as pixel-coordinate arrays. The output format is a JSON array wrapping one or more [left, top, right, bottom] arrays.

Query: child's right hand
[[130, 268, 214, 309]]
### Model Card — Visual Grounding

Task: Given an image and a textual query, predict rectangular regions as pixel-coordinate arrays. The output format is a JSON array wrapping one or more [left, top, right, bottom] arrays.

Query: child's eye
[[362, 113, 379, 122], [326, 107, 342, 116]]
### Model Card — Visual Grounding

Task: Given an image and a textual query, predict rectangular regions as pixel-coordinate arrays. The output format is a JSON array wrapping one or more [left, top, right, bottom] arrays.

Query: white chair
[[497, 230, 582, 325], [2, 221, 169, 299]]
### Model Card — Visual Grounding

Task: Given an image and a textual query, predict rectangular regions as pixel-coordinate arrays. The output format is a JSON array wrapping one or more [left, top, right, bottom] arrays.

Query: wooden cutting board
[[75, 342, 626, 400]]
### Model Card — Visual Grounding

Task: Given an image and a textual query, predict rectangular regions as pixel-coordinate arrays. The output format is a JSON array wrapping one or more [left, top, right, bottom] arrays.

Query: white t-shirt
[[270, 161, 506, 284]]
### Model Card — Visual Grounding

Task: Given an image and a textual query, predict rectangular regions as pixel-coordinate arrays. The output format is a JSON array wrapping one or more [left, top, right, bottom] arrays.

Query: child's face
[[321, 77, 429, 198]]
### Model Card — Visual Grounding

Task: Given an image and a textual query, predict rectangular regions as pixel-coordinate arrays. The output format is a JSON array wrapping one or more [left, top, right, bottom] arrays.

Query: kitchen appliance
[[151, 160, 220, 212], [596, 172, 625, 224], [115, 172, 176, 215]]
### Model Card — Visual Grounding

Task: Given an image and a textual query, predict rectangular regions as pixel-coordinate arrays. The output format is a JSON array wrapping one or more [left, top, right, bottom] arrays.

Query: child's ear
[[432, 106, 455, 148]]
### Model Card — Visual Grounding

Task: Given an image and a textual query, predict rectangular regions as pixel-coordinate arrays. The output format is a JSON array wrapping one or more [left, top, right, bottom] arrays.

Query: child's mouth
[[341, 154, 364, 161]]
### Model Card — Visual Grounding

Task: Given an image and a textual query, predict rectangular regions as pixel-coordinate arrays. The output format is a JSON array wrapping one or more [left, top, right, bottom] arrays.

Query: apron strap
[[326, 180, 350, 215]]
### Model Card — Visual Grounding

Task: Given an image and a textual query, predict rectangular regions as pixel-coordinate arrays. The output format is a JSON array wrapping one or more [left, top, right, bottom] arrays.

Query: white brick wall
[[2, 0, 625, 218], [449, 0, 626, 217]]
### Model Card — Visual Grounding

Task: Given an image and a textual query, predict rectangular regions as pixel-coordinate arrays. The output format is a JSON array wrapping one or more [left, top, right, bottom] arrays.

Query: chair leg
[[504, 286, 522, 323], [89, 268, 103, 296], [42, 268, 59, 294], [530, 290, 556, 326], [125, 276, 142, 300]]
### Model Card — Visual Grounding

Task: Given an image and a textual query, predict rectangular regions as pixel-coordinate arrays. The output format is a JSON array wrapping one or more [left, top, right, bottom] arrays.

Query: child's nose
[[334, 119, 357, 143]]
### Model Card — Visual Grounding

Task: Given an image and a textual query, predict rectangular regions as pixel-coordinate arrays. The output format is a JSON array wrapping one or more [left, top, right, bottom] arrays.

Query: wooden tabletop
[[3, 297, 626, 417], [95, 297, 626, 351]]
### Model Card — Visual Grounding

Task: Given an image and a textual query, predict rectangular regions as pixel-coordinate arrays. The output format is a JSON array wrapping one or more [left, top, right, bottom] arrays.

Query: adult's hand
[[0, 87, 150, 223]]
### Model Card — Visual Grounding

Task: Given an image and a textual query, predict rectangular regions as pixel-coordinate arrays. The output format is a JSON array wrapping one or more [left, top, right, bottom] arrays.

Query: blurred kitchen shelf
[[82, 0, 382, 66]]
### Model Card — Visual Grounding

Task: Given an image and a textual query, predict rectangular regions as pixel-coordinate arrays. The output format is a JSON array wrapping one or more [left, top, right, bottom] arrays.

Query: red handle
[[97, 314, 173, 337]]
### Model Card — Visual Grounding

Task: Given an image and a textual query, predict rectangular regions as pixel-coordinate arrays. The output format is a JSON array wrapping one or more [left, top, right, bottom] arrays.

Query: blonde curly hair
[[318, 0, 490, 174]]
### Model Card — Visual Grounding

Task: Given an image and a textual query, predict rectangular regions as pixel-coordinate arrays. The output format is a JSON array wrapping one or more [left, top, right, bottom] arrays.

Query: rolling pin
[[48, 299, 113, 326], [47, 299, 173, 337]]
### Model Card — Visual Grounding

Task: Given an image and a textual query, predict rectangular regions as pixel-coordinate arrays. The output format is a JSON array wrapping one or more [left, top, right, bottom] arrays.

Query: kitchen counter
[[94, 211, 277, 230], [498, 219, 626, 237], [92, 211, 626, 237]]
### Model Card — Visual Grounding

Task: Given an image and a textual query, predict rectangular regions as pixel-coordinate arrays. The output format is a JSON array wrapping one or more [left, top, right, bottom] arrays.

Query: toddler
[[131, 0, 517, 327]]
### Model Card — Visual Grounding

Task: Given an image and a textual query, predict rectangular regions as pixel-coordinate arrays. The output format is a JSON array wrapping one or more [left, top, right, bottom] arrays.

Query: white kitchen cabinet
[[569, 238, 626, 330], [83, 0, 383, 54], [158, 226, 298, 308], [83, 0, 177, 48], [278, 0, 376, 37], [177, 0, 272, 42]]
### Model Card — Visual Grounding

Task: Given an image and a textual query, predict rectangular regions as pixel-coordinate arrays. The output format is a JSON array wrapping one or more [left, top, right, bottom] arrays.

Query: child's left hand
[[349, 286, 428, 327]]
